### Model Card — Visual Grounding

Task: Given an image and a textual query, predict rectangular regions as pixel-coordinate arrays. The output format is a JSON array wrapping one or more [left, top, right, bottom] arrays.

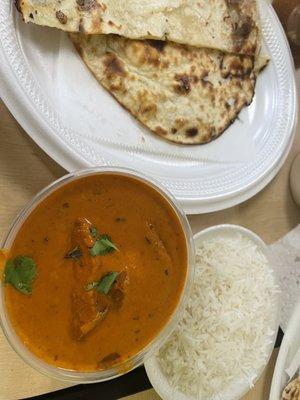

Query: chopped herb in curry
[[4, 255, 37, 295], [85, 272, 119, 295], [89, 234, 118, 256], [115, 217, 126, 222], [65, 246, 82, 260]]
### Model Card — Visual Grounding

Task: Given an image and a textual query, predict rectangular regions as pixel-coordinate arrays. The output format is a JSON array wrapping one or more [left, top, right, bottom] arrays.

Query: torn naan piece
[[70, 34, 267, 145], [18, 0, 259, 55]]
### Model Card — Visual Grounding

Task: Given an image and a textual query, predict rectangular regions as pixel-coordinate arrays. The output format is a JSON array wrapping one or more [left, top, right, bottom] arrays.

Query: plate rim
[[0, 1, 297, 214]]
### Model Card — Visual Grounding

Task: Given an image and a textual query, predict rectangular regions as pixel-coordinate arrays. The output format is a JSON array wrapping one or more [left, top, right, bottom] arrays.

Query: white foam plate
[[0, 1, 297, 214], [269, 300, 300, 400], [145, 224, 280, 400]]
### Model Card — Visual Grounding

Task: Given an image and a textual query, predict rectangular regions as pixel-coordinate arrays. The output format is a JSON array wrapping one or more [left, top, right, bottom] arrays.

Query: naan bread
[[70, 34, 265, 145], [282, 377, 300, 400], [18, 0, 259, 55]]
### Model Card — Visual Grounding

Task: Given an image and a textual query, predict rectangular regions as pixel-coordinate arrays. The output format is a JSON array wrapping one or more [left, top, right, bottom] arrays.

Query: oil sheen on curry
[[3, 174, 187, 371]]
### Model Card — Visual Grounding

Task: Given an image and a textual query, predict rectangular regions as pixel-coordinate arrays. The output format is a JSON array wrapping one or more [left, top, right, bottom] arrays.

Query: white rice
[[157, 235, 278, 399]]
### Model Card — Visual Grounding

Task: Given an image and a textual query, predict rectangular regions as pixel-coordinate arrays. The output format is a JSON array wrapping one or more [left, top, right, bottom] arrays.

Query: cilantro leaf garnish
[[89, 235, 118, 257], [85, 272, 119, 295], [65, 246, 82, 260], [4, 256, 37, 295], [97, 272, 119, 294]]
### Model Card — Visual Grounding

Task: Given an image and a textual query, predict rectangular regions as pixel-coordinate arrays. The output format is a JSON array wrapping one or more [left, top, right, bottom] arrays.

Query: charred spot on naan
[[123, 41, 161, 68], [221, 54, 254, 78], [76, 0, 101, 12], [56, 10, 68, 24], [147, 40, 167, 52], [174, 75, 191, 95], [108, 81, 127, 94], [102, 52, 127, 77], [139, 103, 157, 119], [227, 0, 258, 55], [136, 90, 158, 120], [155, 127, 168, 137], [185, 128, 199, 137], [171, 124, 219, 146], [107, 20, 122, 29], [173, 73, 200, 95], [139, 42, 161, 67], [235, 17, 253, 39], [174, 118, 187, 129]]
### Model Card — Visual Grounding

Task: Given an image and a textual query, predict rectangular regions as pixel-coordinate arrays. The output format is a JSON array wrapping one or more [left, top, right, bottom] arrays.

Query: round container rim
[[0, 166, 195, 383]]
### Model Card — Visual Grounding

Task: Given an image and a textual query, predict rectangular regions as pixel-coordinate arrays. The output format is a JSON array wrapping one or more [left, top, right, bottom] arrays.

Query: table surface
[[0, 12, 300, 400]]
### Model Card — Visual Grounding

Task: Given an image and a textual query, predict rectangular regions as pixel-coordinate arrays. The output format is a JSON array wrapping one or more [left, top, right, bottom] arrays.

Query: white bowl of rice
[[145, 224, 279, 400]]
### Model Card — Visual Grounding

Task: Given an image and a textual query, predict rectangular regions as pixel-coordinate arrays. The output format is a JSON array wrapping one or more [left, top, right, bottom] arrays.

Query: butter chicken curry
[[3, 173, 188, 371]]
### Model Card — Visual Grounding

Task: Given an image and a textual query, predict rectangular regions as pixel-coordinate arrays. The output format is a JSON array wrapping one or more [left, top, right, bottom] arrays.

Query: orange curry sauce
[[4, 174, 187, 371]]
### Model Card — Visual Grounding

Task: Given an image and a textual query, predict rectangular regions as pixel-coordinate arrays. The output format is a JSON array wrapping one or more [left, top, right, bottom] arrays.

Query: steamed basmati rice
[[158, 235, 278, 399]]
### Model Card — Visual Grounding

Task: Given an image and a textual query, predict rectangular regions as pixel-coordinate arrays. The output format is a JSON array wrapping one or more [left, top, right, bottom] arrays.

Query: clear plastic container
[[0, 167, 195, 383]]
